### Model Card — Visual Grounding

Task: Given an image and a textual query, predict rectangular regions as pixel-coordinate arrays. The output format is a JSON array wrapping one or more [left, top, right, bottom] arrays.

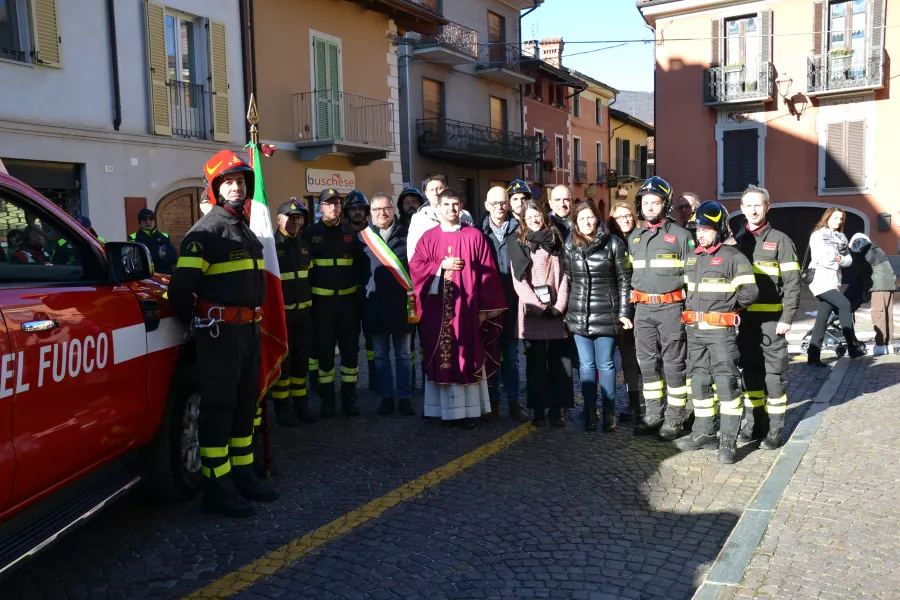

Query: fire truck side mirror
[[106, 241, 154, 283]]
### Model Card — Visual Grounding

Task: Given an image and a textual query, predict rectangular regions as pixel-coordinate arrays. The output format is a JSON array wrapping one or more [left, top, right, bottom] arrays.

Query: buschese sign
[[307, 169, 356, 193]]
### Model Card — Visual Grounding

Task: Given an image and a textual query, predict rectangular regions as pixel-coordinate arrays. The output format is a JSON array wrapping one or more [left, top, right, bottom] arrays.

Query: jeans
[[491, 329, 520, 404], [573, 334, 617, 413], [372, 333, 412, 400]]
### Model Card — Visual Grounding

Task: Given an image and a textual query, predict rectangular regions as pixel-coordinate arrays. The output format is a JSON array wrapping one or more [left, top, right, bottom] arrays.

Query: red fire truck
[[0, 171, 202, 575]]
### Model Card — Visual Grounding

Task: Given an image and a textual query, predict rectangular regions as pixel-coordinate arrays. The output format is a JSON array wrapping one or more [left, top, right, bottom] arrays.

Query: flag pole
[[247, 94, 271, 481]]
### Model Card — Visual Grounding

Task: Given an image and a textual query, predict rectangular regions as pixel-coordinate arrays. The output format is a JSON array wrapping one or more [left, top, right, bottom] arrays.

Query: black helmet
[[634, 176, 674, 222], [318, 187, 342, 205], [342, 190, 369, 211], [277, 198, 309, 220], [694, 201, 730, 245], [398, 187, 425, 207], [506, 179, 532, 199]]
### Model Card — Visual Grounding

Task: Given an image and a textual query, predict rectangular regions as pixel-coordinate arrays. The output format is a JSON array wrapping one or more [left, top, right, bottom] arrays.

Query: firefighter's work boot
[[676, 432, 718, 451], [636, 415, 663, 436], [274, 400, 301, 427], [293, 397, 318, 424], [376, 398, 395, 416], [320, 388, 336, 418], [509, 401, 530, 422], [718, 435, 738, 464], [737, 422, 756, 443], [760, 428, 784, 451], [201, 477, 256, 518], [232, 465, 279, 502], [398, 398, 416, 416], [658, 420, 683, 441]]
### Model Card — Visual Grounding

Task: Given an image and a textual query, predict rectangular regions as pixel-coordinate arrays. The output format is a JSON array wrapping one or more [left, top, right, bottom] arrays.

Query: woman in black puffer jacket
[[563, 201, 633, 432]]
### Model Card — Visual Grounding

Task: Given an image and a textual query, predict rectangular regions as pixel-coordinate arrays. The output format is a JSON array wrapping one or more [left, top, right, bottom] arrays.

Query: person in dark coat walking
[[481, 186, 529, 422], [564, 201, 634, 432], [130, 208, 177, 274], [359, 193, 416, 416]]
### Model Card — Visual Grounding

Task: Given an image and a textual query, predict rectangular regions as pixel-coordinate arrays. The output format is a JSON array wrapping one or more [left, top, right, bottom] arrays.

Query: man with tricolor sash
[[359, 192, 419, 416]]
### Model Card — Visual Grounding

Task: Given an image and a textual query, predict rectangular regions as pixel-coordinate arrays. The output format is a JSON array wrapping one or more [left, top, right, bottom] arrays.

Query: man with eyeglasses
[[130, 208, 178, 274], [674, 193, 700, 243], [481, 186, 528, 422]]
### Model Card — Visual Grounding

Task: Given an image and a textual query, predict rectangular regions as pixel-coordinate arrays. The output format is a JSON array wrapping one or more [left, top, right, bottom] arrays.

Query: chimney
[[522, 39, 540, 58], [540, 37, 564, 68]]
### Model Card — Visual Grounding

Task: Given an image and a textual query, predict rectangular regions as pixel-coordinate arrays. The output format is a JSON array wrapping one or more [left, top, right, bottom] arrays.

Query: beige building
[[608, 107, 654, 206], [250, 0, 445, 215]]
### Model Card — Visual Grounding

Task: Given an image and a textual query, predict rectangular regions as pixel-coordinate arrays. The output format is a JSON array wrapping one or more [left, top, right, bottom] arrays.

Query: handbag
[[799, 245, 815, 285], [534, 284, 553, 304]]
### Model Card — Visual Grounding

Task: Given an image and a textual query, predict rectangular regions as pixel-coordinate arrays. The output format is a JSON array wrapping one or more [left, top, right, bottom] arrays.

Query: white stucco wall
[[0, 0, 245, 241]]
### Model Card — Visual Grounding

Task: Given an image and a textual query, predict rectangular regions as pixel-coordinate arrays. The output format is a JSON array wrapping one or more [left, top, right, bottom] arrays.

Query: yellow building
[[608, 107, 654, 206], [250, 0, 445, 215]]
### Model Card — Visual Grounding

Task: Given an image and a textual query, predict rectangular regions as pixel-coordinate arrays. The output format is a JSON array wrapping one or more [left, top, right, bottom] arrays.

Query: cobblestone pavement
[[713, 355, 900, 600], [0, 332, 833, 600]]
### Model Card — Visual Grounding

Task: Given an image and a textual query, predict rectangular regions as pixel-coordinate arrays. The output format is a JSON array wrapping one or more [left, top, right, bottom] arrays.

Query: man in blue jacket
[[130, 208, 177, 274], [481, 186, 528, 422]]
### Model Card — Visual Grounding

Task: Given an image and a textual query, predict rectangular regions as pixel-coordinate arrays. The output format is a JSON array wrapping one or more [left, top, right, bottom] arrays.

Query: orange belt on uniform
[[194, 299, 263, 324], [682, 310, 740, 327], [631, 288, 686, 304]]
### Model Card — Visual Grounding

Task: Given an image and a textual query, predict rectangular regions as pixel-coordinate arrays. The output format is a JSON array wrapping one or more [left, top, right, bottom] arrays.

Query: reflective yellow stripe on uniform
[[199, 446, 229, 458], [643, 380, 664, 399], [752, 263, 781, 277], [766, 394, 788, 414], [229, 436, 253, 448], [254, 406, 262, 427], [273, 378, 290, 399], [780, 262, 800, 272], [366, 350, 375, 361], [743, 390, 765, 408], [285, 301, 313, 310], [205, 259, 265, 275], [340, 365, 359, 382], [748, 303, 784, 312], [319, 368, 336, 383], [693, 397, 717, 418], [695, 274, 756, 293], [177, 256, 210, 271], [732, 274, 756, 288], [630, 259, 684, 269], [291, 377, 306, 385], [290, 388, 307, 397], [281, 270, 310, 281], [230, 454, 254, 466], [311, 285, 359, 296], [201, 462, 231, 478], [719, 398, 743, 416], [313, 258, 354, 267]]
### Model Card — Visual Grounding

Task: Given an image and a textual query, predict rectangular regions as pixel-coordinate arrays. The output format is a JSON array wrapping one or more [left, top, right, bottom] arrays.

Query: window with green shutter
[[722, 128, 759, 193], [313, 37, 342, 141], [825, 120, 866, 190]]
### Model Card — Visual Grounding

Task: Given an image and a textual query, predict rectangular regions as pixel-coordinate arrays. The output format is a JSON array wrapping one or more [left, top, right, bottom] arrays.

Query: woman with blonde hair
[[805, 207, 866, 366]]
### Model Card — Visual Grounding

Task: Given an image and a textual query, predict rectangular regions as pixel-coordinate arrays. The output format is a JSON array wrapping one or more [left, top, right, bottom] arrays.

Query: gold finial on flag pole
[[247, 93, 260, 146]]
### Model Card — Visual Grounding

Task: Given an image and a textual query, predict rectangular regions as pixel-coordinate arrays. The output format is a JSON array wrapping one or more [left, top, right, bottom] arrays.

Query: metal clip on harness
[[193, 306, 224, 339]]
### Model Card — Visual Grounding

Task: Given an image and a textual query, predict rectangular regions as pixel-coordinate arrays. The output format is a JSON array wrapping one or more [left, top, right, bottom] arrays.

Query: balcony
[[574, 160, 588, 184], [408, 21, 477, 66], [614, 158, 653, 180], [417, 118, 535, 168], [703, 62, 775, 106], [596, 162, 608, 184], [475, 43, 535, 87], [807, 50, 885, 96], [169, 81, 208, 140], [294, 90, 394, 166]]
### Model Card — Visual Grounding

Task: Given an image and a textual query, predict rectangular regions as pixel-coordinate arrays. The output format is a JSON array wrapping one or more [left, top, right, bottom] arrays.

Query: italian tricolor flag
[[246, 141, 289, 402]]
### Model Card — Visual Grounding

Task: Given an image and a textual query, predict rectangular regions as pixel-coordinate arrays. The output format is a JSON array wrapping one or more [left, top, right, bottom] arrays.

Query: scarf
[[377, 219, 398, 243], [489, 218, 510, 244], [509, 228, 560, 281]]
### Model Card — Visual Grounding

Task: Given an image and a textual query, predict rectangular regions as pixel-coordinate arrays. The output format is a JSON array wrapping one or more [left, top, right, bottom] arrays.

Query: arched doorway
[[728, 203, 867, 259], [155, 187, 203, 250]]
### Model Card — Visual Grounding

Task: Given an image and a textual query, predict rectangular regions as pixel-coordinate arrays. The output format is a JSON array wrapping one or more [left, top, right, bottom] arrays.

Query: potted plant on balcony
[[829, 47, 853, 79]]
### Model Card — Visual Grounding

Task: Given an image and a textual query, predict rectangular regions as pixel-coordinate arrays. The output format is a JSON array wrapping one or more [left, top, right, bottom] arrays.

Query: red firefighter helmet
[[202, 149, 255, 206]]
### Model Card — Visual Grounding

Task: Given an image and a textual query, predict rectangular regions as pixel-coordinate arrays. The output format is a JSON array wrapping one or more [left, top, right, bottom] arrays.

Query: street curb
[[692, 358, 850, 600]]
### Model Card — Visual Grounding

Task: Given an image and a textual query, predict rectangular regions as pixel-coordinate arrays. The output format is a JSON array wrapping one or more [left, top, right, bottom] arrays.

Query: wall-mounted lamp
[[775, 73, 793, 100]]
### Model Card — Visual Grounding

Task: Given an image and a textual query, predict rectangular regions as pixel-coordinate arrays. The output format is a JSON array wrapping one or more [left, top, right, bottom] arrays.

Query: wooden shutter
[[723, 129, 759, 193], [490, 96, 506, 131], [812, 1, 824, 55], [759, 10, 772, 67], [488, 11, 504, 42], [615, 137, 623, 172], [870, 0, 887, 57], [313, 38, 341, 140], [30, 0, 61, 67], [208, 19, 230, 142], [145, 2, 171, 136], [422, 78, 442, 120], [711, 19, 722, 67], [826, 121, 866, 189], [327, 41, 341, 139]]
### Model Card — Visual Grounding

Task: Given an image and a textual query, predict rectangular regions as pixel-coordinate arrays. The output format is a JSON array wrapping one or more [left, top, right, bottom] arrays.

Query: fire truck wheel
[[145, 369, 204, 502]]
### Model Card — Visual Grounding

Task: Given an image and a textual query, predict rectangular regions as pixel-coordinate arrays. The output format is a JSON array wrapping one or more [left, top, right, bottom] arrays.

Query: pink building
[[639, 0, 897, 255]]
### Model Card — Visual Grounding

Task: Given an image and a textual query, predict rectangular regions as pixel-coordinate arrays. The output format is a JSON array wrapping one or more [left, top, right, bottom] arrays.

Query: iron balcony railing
[[168, 80, 208, 139], [476, 42, 527, 74], [616, 157, 637, 178], [807, 50, 885, 94], [574, 160, 588, 184], [417, 117, 534, 163], [596, 161, 608, 183], [703, 62, 775, 105], [408, 21, 477, 58], [644, 163, 655, 179], [294, 90, 394, 148]]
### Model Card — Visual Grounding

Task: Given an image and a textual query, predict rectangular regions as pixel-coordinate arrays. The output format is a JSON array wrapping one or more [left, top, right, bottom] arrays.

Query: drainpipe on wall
[[519, 1, 539, 181], [608, 94, 628, 203], [239, 0, 252, 144], [105, 0, 122, 131]]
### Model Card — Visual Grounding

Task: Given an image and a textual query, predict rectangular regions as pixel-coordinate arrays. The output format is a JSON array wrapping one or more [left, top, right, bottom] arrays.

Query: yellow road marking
[[183, 422, 535, 599]]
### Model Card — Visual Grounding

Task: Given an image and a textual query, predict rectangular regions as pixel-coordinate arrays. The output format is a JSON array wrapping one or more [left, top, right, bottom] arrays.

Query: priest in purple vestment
[[409, 188, 507, 425]]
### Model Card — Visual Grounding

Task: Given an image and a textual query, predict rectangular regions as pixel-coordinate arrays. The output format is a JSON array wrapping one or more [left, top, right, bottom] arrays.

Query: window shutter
[[824, 122, 848, 189], [616, 137, 622, 172], [208, 20, 231, 143], [711, 19, 722, 67], [30, 0, 61, 67], [871, 0, 887, 57], [759, 10, 772, 67], [723, 129, 759, 193], [812, 1, 824, 55], [145, 2, 171, 136], [327, 41, 342, 140], [847, 120, 865, 188]]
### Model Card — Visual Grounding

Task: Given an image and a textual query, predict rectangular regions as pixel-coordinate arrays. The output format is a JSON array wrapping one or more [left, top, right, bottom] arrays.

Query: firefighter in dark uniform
[[51, 216, 105, 266], [343, 190, 377, 395], [130, 209, 178, 274], [735, 186, 800, 450], [302, 188, 368, 417], [676, 201, 759, 464], [628, 176, 694, 439], [272, 199, 317, 426], [168, 149, 277, 517]]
